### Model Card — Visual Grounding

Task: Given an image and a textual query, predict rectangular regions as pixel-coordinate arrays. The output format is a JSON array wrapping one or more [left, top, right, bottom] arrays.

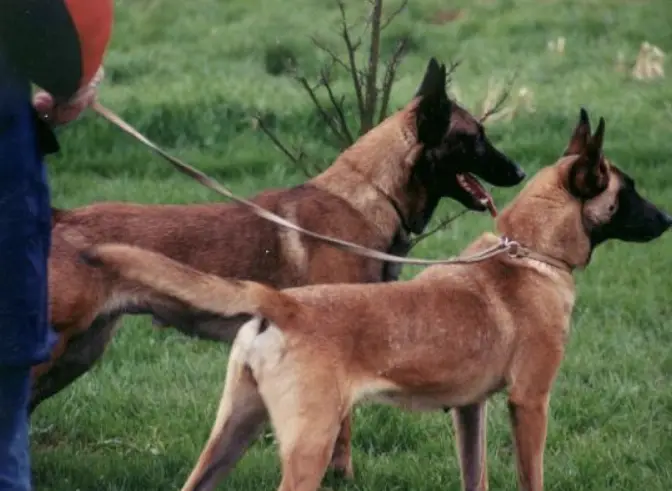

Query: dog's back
[[49, 184, 393, 326], [51, 185, 388, 290]]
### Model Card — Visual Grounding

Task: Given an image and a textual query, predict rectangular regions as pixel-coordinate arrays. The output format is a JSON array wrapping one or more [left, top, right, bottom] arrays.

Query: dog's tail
[[79, 244, 299, 325]]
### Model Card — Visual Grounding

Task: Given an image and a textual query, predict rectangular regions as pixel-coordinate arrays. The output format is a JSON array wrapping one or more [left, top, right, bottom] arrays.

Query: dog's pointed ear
[[587, 116, 605, 159], [415, 57, 447, 103], [414, 57, 451, 147], [563, 107, 592, 156], [567, 116, 609, 199]]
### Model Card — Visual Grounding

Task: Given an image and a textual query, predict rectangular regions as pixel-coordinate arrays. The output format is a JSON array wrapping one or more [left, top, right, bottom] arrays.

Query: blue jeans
[[0, 64, 57, 490], [0, 367, 31, 491]]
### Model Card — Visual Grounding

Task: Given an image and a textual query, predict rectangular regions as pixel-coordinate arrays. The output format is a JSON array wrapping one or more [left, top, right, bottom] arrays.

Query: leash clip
[[501, 236, 524, 258]]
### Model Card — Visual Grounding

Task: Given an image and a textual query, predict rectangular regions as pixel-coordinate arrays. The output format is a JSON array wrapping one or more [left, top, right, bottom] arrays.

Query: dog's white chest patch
[[278, 202, 308, 276]]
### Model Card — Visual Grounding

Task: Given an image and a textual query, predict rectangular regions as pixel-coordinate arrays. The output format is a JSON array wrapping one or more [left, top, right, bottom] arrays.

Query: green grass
[[30, 0, 672, 489]]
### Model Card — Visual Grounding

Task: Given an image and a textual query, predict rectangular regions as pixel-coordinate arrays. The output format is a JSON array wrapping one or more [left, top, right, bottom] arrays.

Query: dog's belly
[[369, 390, 462, 411], [149, 309, 252, 343], [356, 374, 506, 413]]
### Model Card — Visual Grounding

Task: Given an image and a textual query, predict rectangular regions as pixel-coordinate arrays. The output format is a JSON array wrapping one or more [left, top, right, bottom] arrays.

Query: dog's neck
[[493, 188, 593, 271], [310, 108, 420, 242]]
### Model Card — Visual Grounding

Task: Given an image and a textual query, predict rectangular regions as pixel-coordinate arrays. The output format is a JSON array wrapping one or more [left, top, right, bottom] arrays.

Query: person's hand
[[33, 67, 104, 126]]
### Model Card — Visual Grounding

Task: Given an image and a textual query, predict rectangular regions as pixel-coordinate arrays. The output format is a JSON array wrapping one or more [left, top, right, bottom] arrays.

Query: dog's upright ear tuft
[[587, 117, 605, 160], [563, 107, 592, 156], [414, 57, 451, 147], [415, 57, 444, 100], [567, 116, 609, 199]]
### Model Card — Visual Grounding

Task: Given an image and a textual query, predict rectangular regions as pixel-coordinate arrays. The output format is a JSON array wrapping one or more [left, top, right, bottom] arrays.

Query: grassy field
[[30, 0, 672, 489]]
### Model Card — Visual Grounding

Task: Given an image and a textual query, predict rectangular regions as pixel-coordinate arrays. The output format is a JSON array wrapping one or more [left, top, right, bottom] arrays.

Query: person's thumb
[[33, 91, 56, 121]]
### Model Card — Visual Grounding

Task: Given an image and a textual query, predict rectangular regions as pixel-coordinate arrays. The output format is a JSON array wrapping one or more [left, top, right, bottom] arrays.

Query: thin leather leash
[[90, 101, 572, 272]]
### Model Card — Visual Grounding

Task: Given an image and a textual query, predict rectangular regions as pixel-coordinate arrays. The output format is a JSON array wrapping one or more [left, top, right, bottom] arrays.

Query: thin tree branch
[[480, 72, 518, 124], [408, 209, 469, 248], [253, 115, 313, 178], [351, 1, 376, 51], [311, 36, 350, 72], [380, 0, 408, 31], [361, 0, 383, 134], [295, 74, 350, 147], [257, 0, 413, 178], [295, 145, 323, 176], [445, 59, 462, 85], [311, 36, 367, 82], [319, 68, 355, 146], [480, 85, 512, 124], [378, 37, 408, 123], [336, 0, 366, 122]]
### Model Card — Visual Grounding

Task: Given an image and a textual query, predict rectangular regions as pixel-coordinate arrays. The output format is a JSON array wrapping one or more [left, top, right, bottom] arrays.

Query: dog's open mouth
[[456, 173, 497, 217]]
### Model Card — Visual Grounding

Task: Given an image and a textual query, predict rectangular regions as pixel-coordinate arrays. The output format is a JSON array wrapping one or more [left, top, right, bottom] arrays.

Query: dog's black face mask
[[590, 170, 672, 247], [412, 58, 525, 220], [433, 124, 525, 212], [381, 57, 527, 280]]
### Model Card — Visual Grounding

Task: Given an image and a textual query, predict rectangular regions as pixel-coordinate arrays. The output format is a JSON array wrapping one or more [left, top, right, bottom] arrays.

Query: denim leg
[[0, 61, 57, 491], [0, 79, 55, 367], [0, 367, 31, 491]]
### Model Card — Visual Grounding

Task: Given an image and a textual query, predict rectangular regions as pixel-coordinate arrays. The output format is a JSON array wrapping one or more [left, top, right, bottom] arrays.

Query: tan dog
[[37, 57, 525, 477], [81, 108, 671, 491]]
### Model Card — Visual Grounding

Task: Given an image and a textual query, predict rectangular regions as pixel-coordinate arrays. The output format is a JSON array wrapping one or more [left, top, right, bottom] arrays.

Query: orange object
[[64, 0, 114, 89]]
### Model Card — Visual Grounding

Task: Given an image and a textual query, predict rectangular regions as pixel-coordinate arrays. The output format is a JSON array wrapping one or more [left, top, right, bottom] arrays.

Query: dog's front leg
[[507, 393, 549, 491], [452, 402, 488, 491], [507, 344, 562, 491]]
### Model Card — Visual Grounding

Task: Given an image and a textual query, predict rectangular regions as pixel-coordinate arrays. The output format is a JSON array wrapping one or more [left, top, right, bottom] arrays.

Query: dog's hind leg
[[29, 316, 120, 413], [263, 366, 345, 491], [180, 346, 268, 491], [452, 401, 489, 491], [276, 418, 341, 491]]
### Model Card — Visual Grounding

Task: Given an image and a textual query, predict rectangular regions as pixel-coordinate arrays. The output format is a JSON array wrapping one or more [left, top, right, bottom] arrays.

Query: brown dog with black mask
[[81, 108, 669, 491]]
